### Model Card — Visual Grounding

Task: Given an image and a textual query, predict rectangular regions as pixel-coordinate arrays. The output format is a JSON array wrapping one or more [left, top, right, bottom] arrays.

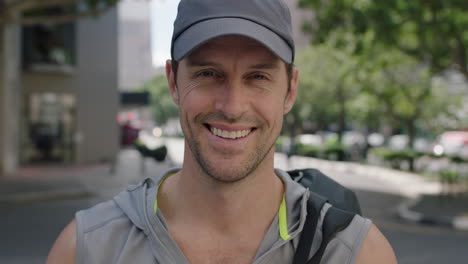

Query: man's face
[[167, 36, 297, 183]]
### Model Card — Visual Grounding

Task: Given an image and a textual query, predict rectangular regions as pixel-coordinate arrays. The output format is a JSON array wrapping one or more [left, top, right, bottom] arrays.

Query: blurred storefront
[[21, 93, 76, 163], [20, 9, 120, 167], [0, 0, 155, 175]]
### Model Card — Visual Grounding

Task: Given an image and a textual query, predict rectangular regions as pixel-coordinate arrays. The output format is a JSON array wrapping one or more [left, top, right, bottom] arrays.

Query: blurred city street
[[1, 138, 467, 264], [1, 0, 467, 263]]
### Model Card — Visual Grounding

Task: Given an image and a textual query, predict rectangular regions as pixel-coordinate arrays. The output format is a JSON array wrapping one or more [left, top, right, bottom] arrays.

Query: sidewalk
[[0, 148, 174, 205], [398, 193, 468, 230]]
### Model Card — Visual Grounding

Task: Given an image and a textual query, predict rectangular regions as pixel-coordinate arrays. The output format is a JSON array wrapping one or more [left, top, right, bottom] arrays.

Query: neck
[[158, 149, 284, 235]]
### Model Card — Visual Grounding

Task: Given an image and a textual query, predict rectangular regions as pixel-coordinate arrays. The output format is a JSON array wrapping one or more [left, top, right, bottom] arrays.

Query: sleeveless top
[[75, 168, 372, 263]]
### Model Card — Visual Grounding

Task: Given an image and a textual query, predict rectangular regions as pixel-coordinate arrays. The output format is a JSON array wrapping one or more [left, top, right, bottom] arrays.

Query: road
[[356, 189, 468, 264]]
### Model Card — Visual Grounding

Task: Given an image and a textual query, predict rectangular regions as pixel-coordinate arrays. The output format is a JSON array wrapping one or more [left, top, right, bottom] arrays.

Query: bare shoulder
[[355, 224, 397, 264], [47, 219, 77, 264]]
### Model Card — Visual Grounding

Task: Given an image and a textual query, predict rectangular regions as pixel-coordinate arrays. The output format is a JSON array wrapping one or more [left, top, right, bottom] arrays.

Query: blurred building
[[0, 0, 154, 175], [284, 0, 314, 50], [118, 0, 155, 91], [117, 0, 155, 138]]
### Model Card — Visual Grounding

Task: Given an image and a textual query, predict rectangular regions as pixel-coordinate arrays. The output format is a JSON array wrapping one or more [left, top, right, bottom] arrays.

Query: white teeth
[[210, 127, 252, 139]]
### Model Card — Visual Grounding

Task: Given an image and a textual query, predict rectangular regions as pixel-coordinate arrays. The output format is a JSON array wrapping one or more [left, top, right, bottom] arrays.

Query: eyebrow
[[186, 58, 222, 68], [248, 63, 281, 70]]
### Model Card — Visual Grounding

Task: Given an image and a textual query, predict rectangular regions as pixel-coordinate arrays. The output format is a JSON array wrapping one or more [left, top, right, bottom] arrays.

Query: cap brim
[[172, 17, 293, 63]]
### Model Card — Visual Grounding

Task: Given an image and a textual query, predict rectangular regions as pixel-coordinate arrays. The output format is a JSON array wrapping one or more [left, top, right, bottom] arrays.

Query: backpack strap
[[293, 193, 356, 264], [307, 207, 355, 264], [288, 169, 362, 215], [292, 192, 327, 264]]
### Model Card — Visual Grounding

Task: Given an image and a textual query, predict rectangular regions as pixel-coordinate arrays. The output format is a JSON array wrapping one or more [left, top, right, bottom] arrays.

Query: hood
[[113, 178, 156, 232]]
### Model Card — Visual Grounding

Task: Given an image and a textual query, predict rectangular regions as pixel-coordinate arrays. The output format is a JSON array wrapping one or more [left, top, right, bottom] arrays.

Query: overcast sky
[[151, 0, 180, 67]]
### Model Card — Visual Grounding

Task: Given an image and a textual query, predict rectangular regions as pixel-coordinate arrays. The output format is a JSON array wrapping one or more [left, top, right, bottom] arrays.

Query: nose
[[214, 79, 248, 120]]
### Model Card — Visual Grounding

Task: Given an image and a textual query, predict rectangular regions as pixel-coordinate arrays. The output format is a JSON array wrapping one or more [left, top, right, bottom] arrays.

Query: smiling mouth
[[205, 125, 254, 140]]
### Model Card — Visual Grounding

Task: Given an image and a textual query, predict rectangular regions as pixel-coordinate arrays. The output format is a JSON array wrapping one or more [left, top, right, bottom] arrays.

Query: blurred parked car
[[388, 134, 408, 151], [367, 133, 384, 147], [343, 131, 367, 149], [388, 134, 432, 153], [432, 131, 468, 158], [414, 138, 432, 153], [296, 134, 323, 146], [297, 131, 369, 149]]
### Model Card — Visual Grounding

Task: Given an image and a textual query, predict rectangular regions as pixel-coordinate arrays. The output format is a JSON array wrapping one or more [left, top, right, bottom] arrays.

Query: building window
[[22, 22, 76, 72]]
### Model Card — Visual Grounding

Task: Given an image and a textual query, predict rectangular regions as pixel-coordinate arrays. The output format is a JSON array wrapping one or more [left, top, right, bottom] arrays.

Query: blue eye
[[198, 71, 215, 77], [253, 74, 267, 80]]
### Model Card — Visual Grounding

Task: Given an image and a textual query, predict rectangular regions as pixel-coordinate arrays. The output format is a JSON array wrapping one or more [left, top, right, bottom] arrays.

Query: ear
[[283, 67, 299, 114], [166, 60, 180, 105]]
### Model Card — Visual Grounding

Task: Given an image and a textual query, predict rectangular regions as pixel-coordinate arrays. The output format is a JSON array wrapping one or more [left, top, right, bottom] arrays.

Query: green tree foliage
[[299, 0, 468, 79], [288, 43, 358, 140], [347, 91, 380, 132], [291, 44, 461, 156], [139, 74, 179, 125], [425, 74, 468, 134], [357, 49, 462, 147]]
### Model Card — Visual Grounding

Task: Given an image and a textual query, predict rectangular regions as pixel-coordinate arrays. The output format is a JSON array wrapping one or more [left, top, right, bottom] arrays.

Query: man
[[48, 0, 397, 263]]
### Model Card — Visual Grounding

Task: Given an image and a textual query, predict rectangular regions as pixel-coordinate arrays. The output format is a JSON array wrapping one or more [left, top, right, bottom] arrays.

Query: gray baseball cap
[[171, 0, 295, 63]]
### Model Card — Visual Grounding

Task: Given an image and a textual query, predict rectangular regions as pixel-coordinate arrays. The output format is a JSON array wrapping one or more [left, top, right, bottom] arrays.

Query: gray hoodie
[[76, 168, 371, 263]]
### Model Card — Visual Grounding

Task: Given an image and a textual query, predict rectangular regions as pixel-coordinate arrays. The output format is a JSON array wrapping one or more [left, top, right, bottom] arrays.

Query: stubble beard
[[184, 112, 278, 184]]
